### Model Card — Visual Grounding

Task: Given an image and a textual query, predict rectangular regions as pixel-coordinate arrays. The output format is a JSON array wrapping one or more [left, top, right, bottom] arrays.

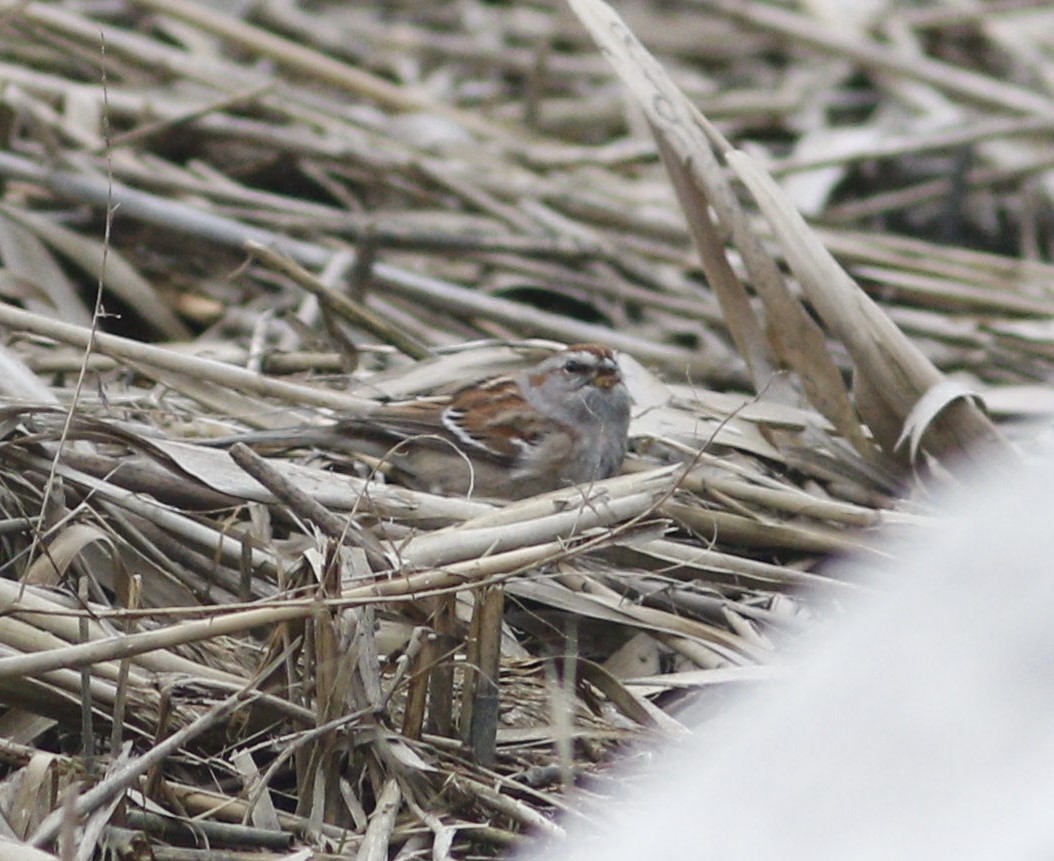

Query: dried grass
[[0, 0, 1051, 858]]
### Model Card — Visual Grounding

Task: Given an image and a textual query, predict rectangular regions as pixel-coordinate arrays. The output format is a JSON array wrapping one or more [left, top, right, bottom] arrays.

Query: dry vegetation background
[[0, 0, 1052, 858]]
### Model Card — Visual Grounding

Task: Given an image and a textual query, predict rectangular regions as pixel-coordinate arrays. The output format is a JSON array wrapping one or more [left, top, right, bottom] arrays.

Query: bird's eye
[[563, 358, 589, 374]]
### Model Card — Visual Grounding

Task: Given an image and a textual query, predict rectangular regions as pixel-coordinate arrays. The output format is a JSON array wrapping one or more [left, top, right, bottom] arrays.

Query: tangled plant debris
[[0, 0, 1052, 857]]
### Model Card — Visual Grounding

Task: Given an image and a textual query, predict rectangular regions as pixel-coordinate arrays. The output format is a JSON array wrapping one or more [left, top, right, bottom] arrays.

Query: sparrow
[[207, 344, 631, 499]]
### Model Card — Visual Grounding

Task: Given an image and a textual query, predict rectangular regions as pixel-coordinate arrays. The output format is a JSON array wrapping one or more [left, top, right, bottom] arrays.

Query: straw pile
[[0, 0, 1051, 858]]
